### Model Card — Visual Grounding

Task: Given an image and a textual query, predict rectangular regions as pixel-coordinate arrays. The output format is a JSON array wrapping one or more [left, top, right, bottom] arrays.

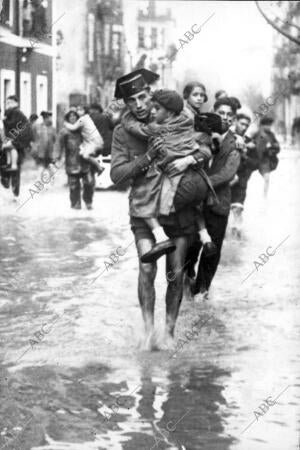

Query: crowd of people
[[110, 68, 281, 349], [0, 68, 281, 350], [0, 96, 115, 209]]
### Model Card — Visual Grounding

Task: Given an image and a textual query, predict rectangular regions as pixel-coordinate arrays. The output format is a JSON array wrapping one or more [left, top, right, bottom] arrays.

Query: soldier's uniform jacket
[[110, 123, 152, 215]]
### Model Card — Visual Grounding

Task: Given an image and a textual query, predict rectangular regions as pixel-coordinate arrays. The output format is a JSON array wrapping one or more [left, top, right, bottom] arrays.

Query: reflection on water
[[1, 359, 235, 450]]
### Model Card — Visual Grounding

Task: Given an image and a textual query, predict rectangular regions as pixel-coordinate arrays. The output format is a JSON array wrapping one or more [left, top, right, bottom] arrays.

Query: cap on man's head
[[115, 68, 159, 100]]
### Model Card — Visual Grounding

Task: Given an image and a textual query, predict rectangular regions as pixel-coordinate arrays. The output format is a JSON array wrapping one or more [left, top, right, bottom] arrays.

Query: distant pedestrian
[[230, 113, 259, 237], [1, 95, 32, 200], [29, 113, 38, 125], [291, 117, 300, 147], [253, 116, 280, 198], [31, 111, 56, 167], [89, 103, 113, 157], [29, 113, 39, 161], [0, 111, 6, 173], [57, 110, 95, 210]]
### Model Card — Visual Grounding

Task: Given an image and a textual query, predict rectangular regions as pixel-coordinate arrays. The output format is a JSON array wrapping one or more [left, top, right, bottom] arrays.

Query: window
[[151, 27, 157, 49], [88, 13, 95, 63], [0, 0, 13, 27], [31, 2, 48, 41], [20, 72, 32, 117], [0, 69, 16, 114], [22, 0, 34, 37], [104, 23, 111, 55], [161, 28, 165, 48], [138, 26, 145, 48], [36, 75, 48, 114], [112, 31, 121, 64]]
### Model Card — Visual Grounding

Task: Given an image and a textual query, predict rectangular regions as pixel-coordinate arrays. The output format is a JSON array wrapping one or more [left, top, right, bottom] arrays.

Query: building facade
[[55, 0, 124, 117], [0, 0, 177, 126], [0, 0, 55, 119], [123, 0, 177, 89], [270, 1, 300, 141]]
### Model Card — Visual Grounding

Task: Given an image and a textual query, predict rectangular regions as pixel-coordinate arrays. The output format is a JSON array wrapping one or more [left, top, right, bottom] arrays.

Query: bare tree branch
[[275, 13, 300, 33], [255, 0, 300, 46]]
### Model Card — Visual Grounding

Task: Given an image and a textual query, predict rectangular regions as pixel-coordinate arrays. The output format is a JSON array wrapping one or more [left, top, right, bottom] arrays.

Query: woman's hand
[[165, 155, 195, 176]]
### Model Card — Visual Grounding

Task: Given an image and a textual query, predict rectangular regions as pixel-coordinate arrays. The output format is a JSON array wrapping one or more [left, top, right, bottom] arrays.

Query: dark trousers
[[186, 208, 228, 293], [231, 169, 252, 204], [0, 168, 21, 197], [68, 171, 95, 207], [36, 156, 53, 168]]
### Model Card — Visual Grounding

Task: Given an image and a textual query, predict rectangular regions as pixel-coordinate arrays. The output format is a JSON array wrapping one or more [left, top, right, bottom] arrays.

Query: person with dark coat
[[182, 81, 221, 258], [32, 111, 56, 168], [253, 116, 280, 198], [183, 82, 223, 279], [1, 95, 32, 199], [192, 97, 241, 300], [89, 103, 113, 157], [57, 110, 95, 210], [230, 113, 259, 237]]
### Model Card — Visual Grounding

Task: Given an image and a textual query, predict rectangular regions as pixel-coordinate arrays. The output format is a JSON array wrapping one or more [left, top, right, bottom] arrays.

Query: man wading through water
[[110, 69, 212, 350]]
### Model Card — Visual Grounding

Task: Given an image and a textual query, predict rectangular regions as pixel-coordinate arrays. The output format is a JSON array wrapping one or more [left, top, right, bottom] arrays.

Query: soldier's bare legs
[[165, 236, 189, 342], [136, 238, 157, 349]]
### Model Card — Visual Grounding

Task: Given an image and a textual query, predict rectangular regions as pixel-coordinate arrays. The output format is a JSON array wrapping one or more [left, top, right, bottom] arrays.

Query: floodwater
[[0, 150, 299, 450]]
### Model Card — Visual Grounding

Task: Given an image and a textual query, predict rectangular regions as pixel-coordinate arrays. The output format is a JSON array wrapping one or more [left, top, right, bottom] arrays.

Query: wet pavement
[[0, 150, 299, 450]]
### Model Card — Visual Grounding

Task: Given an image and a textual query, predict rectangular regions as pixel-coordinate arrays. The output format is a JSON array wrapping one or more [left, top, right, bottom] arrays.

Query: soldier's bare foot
[[140, 330, 160, 351], [159, 332, 175, 352], [194, 290, 209, 303]]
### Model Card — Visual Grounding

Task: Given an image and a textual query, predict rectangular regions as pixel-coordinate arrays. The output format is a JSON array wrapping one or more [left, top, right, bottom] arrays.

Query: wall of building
[[55, 0, 87, 108], [20, 50, 53, 114], [55, 0, 125, 114], [122, 0, 177, 89], [0, 0, 54, 119]]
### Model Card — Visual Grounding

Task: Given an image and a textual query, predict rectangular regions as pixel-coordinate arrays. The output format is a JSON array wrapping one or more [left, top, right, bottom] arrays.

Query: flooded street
[[0, 149, 299, 450]]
